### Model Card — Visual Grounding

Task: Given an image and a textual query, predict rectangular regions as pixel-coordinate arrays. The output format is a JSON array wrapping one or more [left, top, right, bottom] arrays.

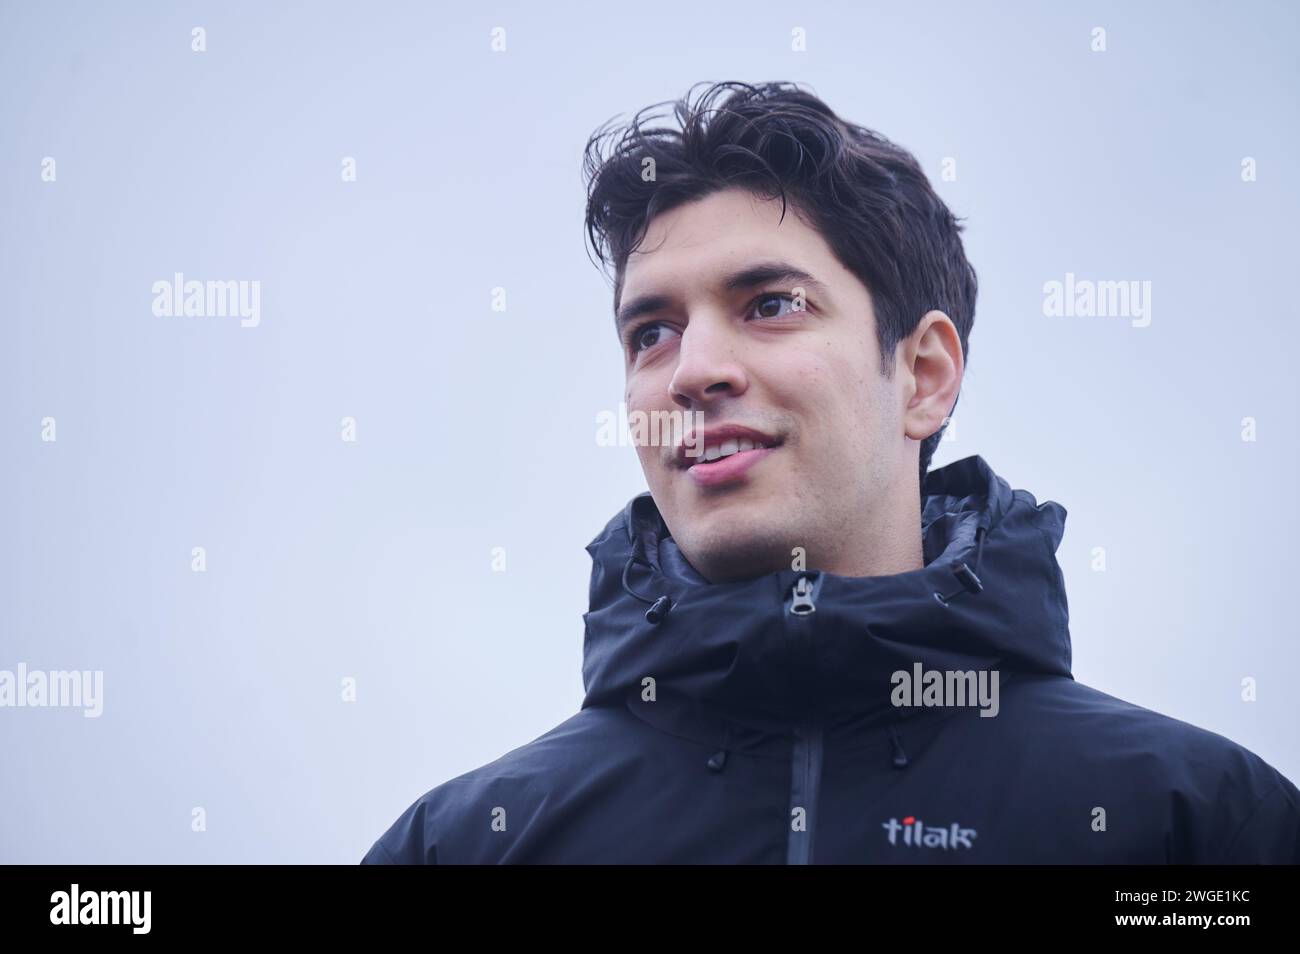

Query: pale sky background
[[1, 0, 1297, 862]]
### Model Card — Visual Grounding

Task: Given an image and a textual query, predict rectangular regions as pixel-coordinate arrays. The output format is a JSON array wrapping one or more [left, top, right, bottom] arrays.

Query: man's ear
[[901, 310, 964, 441]]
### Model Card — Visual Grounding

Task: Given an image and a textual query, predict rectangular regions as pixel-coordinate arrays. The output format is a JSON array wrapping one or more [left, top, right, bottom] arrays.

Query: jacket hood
[[580, 455, 1073, 731], [367, 456, 1300, 864]]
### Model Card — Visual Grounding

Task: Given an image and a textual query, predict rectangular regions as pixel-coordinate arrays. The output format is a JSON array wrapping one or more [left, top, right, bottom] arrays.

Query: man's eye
[[631, 322, 680, 353], [751, 293, 801, 319]]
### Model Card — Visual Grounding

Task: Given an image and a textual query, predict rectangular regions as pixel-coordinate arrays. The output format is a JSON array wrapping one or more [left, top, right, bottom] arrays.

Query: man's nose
[[667, 320, 748, 410]]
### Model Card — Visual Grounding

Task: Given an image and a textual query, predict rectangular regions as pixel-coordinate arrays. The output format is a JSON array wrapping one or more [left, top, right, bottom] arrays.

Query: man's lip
[[674, 425, 782, 468], [685, 444, 778, 487]]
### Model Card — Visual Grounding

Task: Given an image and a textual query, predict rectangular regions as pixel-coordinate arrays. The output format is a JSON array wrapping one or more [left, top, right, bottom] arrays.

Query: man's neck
[[818, 486, 924, 579]]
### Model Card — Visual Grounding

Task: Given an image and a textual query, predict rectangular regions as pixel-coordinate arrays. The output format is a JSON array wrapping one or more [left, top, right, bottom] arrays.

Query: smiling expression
[[616, 187, 952, 583]]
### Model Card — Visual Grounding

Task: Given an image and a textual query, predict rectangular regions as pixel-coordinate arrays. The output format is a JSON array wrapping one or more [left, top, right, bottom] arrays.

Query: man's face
[[618, 188, 916, 583]]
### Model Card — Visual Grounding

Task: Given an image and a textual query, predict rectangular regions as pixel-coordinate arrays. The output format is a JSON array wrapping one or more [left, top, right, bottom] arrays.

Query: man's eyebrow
[[614, 260, 831, 333]]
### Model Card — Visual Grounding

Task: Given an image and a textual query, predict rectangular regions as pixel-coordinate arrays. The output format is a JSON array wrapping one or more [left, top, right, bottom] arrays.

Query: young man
[[363, 81, 1299, 864]]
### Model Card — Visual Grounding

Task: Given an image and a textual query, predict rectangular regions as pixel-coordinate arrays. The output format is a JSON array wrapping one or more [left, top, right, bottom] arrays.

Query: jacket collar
[[581, 455, 1073, 731]]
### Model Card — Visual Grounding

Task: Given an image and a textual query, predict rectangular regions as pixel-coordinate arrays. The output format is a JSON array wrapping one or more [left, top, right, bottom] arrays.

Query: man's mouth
[[676, 426, 782, 486], [696, 435, 772, 463], [676, 426, 781, 466]]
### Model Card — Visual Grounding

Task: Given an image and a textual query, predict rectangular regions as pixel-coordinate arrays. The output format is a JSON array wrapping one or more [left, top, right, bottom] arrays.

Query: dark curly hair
[[581, 80, 977, 490]]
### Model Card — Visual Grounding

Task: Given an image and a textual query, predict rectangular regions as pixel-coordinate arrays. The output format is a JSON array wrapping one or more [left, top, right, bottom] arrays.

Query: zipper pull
[[790, 575, 817, 616]]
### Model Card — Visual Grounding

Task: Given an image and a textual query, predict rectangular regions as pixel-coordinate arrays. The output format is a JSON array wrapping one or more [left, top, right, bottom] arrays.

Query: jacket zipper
[[786, 574, 825, 865]]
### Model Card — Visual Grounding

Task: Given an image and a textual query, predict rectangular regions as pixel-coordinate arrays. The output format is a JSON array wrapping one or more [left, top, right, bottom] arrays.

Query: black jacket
[[363, 455, 1300, 863]]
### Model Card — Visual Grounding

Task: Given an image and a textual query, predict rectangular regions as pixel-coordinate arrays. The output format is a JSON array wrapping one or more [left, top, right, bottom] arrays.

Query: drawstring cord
[[933, 525, 987, 607], [912, 523, 986, 762], [887, 719, 910, 769], [622, 554, 673, 624], [707, 723, 731, 772]]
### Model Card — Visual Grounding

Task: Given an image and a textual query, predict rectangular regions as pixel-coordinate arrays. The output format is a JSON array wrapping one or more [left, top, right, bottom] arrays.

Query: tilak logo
[[882, 815, 977, 850]]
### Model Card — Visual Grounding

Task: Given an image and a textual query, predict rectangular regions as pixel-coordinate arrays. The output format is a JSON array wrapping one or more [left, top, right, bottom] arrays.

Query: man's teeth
[[701, 437, 760, 462]]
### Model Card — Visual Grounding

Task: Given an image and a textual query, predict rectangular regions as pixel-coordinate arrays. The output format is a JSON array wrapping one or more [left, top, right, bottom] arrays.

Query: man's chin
[[676, 518, 794, 584]]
